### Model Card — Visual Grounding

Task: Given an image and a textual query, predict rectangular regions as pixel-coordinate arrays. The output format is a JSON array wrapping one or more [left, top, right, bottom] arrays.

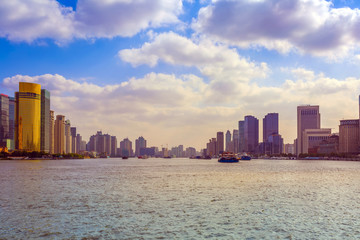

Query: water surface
[[1, 158, 360, 239]]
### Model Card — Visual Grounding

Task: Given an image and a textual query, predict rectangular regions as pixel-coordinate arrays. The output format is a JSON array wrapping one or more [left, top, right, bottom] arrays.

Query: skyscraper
[[263, 113, 279, 142], [120, 138, 132, 157], [70, 127, 77, 154], [216, 131, 224, 155], [15, 82, 41, 151], [244, 115, 259, 153], [8, 97, 15, 150], [339, 119, 359, 154], [225, 130, 231, 152], [135, 136, 147, 156], [297, 105, 320, 155], [54, 115, 65, 154], [0, 94, 9, 148], [238, 120, 245, 152], [233, 129, 239, 153], [40, 89, 50, 152], [111, 136, 117, 157], [49, 110, 54, 153], [65, 120, 71, 154]]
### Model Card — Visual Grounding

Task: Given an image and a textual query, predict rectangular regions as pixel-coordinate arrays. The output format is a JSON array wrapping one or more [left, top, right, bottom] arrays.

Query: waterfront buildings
[[284, 143, 295, 155], [302, 128, 332, 154], [135, 136, 146, 156], [71, 127, 77, 154], [233, 129, 239, 153], [207, 138, 216, 157], [40, 89, 50, 153], [263, 113, 279, 142], [65, 120, 72, 154], [54, 115, 65, 154], [296, 105, 320, 155], [15, 82, 41, 151], [119, 138, 133, 157], [0, 94, 9, 148], [339, 119, 359, 154], [225, 130, 231, 152], [110, 136, 117, 157], [244, 115, 259, 153], [49, 110, 54, 153], [238, 120, 245, 153]]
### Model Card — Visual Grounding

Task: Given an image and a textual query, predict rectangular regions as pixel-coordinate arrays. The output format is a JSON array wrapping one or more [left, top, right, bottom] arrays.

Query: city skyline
[[2, 0, 360, 150]]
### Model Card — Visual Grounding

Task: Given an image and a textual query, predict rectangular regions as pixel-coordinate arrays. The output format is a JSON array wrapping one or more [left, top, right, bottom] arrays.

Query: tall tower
[[216, 131, 224, 155], [9, 97, 15, 150], [238, 120, 245, 152], [54, 115, 65, 154], [225, 130, 231, 152], [15, 82, 41, 151], [71, 127, 77, 154], [296, 105, 320, 155], [135, 136, 147, 156], [41, 89, 50, 152], [263, 113, 279, 142], [65, 120, 71, 154], [49, 110, 54, 153], [0, 94, 9, 148], [244, 115, 259, 153]]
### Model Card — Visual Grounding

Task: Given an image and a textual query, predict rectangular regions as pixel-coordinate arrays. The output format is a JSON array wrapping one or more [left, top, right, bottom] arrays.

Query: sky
[[1, 0, 360, 150]]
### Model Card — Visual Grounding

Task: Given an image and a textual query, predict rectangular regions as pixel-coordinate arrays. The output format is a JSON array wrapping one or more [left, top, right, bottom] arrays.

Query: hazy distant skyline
[[1, 0, 360, 149]]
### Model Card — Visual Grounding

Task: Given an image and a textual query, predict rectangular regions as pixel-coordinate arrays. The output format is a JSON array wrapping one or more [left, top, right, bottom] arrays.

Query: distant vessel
[[240, 155, 251, 160], [218, 152, 239, 163], [122, 156, 128, 159], [137, 155, 148, 159]]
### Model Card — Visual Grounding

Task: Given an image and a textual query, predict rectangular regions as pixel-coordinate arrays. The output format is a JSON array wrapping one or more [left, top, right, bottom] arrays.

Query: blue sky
[[1, 0, 360, 149]]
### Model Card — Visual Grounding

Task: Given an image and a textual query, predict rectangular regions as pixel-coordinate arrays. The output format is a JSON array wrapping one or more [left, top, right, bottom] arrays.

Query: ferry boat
[[218, 152, 239, 163], [240, 155, 251, 160]]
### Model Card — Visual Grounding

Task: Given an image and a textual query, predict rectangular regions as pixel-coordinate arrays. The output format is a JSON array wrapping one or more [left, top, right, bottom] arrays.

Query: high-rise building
[[233, 129, 239, 153], [0, 94, 9, 148], [339, 119, 359, 154], [8, 97, 15, 150], [65, 120, 71, 154], [76, 134, 83, 153], [263, 113, 279, 142], [15, 82, 41, 151], [111, 136, 117, 157], [70, 127, 77, 154], [216, 132, 224, 155], [40, 89, 50, 153], [104, 134, 112, 156], [244, 115, 259, 153], [225, 130, 231, 152], [135, 136, 147, 156], [296, 105, 320, 155], [54, 115, 65, 154], [302, 128, 331, 154], [120, 138, 132, 157], [238, 120, 245, 152], [284, 143, 295, 155], [206, 138, 216, 157], [49, 110, 54, 153]]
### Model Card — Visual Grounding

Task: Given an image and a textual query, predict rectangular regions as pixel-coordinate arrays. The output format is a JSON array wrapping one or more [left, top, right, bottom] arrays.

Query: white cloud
[[193, 0, 360, 59], [0, 0, 183, 43]]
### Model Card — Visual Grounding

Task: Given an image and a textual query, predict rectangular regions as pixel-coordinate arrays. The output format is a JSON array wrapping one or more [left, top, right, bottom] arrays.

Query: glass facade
[[41, 89, 50, 152], [0, 94, 9, 147], [16, 82, 41, 151]]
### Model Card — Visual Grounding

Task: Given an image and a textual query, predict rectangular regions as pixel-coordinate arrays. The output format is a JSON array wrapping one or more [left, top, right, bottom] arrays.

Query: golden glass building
[[15, 82, 41, 151]]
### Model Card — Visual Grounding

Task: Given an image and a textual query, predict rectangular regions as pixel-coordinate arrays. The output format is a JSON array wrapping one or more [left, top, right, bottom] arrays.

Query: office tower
[[49, 110, 54, 153], [206, 138, 216, 157], [244, 115, 259, 153], [111, 136, 117, 157], [339, 119, 359, 153], [185, 147, 196, 157], [120, 138, 132, 157], [8, 97, 15, 150], [40, 89, 50, 153], [233, 129, 239, 153], [0, 94, 9, 148], [135, 136, 147, 156], [302, 128, 331, 154], [76, 134, 83, 153], [216, 132, 224, 155], [15, 82, 41, 151], [238, 120, 245, 152], [104, 134, 112, 156], [71, 127, 77, 154], [64, 120, 71, 154], [54, 115, 65, 154], [284, 143, 295, 155], [263, 113, 279, 142], [296, 105, 320, 155], [225, 130, 231, 152]]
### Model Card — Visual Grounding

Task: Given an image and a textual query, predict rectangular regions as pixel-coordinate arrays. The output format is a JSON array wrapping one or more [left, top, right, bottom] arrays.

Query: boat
[[122, 156, 128, 159], [240, 155, 251, 160], [218, 152, 239, 163]]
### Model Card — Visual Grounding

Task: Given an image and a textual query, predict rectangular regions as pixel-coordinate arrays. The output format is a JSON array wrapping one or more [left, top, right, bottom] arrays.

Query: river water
[[1, 158, 360, 239]]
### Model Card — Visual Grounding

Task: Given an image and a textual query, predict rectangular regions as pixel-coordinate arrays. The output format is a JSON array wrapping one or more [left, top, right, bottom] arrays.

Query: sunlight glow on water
[[1, 158, 360, 239]]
